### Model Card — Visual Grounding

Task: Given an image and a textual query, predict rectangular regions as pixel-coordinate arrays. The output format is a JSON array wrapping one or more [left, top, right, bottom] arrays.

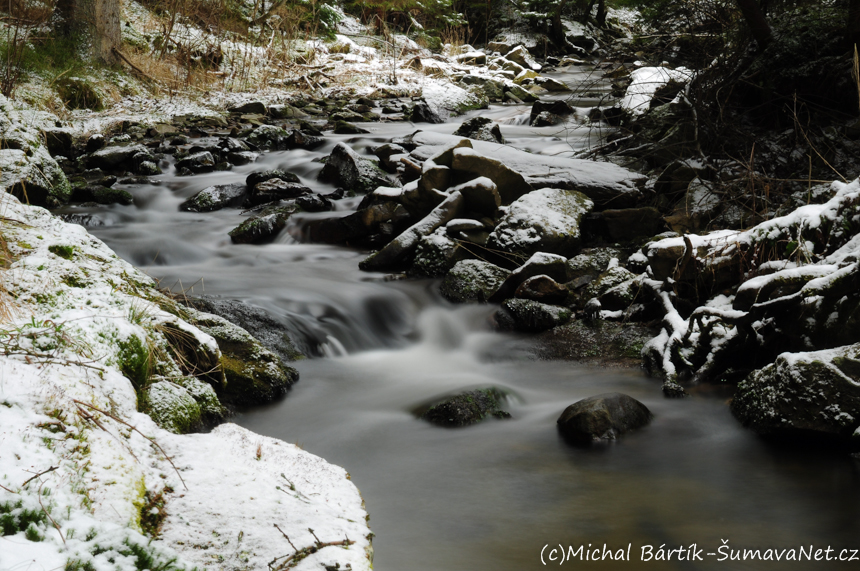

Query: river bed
[[66, 66, 860, 570]]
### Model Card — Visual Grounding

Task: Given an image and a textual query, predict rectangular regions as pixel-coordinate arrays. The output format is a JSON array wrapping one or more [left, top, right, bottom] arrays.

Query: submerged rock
[[229, 204, 298, 244], [420, 388, 512, 427], [557, 393, 652, 444]]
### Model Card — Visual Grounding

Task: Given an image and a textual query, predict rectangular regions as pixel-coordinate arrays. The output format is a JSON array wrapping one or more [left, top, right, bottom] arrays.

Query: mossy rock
[[419, 388, 512, 428], [441, 259, 511, 303], [228, 204, 298, 244], [56, 77, 104, 111], [144, 381, 203, 434]]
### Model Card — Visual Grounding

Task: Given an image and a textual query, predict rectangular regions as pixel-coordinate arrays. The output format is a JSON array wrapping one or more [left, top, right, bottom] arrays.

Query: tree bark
[[735, 0, 772, 48], [55, 0, 121, 63]]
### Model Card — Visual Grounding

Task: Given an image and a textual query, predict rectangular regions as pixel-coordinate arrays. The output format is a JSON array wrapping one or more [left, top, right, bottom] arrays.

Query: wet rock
[[295, 193, 333, 212], [180, 183, 247, 212], [449, 176, 500, 217], [184, 296, 304, 363], [529, 100, 575, 126], [247, 125, 288, 149], [175, 151, 216, 174], [408, 101, 444, 124], [305, 202, 410, 245], [330, 110, 367, 123], [505, 84, 539, 103], [532, 112, 563, 127], [70, 184, 133, 205], [557, 393, 652, 444], [318, 142, 397, 194], [455, 51, 487, 65], [453, 117, 504, 144], [421, 389, 511, 428], [732, 345, 860, 445], [137, 160, 162, 176], [514, 275, 568, 304], [43, 128, 74, 157], [86, 144, 150, 170], [246, 169, 300, 193], [441, 259, 511, 303], [228, 204, 298, 244], [487, 187, 593, 258], [183, 306, 298, 407], [333, 121, 369, 134], [248, 179, 312, 206], [459, 75, 505, 100], [535, 320, 655, 367], [268, 103, 307, 119], [582, 266, 639, 311], [535, 77, 568, 91], [494, 298, 572, 332], [283, 129, 324, 150]]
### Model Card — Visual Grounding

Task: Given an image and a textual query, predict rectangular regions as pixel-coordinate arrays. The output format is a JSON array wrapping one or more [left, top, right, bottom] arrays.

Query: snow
[[620, 66, 694, 116], [0, 192, 371, 571]]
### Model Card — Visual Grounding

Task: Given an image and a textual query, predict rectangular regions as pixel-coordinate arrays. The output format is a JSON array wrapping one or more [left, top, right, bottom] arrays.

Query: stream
[[65, 67, 860, 570]]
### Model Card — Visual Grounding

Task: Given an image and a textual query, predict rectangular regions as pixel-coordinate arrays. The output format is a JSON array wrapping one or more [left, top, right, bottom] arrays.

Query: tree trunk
[[735, 0, 772, 48], [550, 0, 569, 46], [596, 0, 606, 28], [849, 0, 860, 49], [55, 0, 121, 63]]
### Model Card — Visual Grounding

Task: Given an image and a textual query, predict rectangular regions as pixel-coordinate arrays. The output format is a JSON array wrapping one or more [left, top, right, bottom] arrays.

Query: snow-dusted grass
[[0, 192, 372, 571]]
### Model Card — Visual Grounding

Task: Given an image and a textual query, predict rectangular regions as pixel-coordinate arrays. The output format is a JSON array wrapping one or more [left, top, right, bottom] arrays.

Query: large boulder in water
[[228, 204, 298, 244], [732, 345, 860, 446], [420, 388, 512, 427], [451, 147, 532, 205], [494, 299, 572, 333], [487, 187, 593, 258], [529, 100, 574, 126], [318, 143, 397, 194], [557, 393, 652, 444]]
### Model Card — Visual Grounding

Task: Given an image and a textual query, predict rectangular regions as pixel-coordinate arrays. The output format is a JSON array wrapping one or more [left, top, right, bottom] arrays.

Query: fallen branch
[[21, 465, 57, 489]]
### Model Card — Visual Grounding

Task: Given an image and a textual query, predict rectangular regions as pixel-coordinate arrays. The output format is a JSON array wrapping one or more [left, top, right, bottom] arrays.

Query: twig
[[21, 465, 57, 488], [0, 483, 16, 493], [37, 479, 64, 545], [274, 524, 298, 551], [72, 400, 187, 490]]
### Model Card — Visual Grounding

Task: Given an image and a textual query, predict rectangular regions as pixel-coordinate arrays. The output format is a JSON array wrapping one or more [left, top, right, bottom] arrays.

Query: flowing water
[[68, 67, 860, 569]]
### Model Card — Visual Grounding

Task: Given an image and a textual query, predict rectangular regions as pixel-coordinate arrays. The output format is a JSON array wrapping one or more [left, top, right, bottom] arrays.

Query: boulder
[[318, 142, 396, 194], [455, 51, 487, 65], [487, 187, 593, 258], [557, 393, 652, 444], [505, 84, 538, 103], [305, 202, 409, 245], [246, 125, 288, 149], [494, 299, 572, 332], [408, 101, 444, 124], [529, 100, 574, 126], [295, 193, 333, 212], [441, 259, 511, 303], [421, 388, 511, 427], [504, 46, 541, 71], [373, 143, 407, 172], [333, 121, 369, 134], [453, 117, 504, 144], [228, 204, 298, 244], [70, 184, 133, 205], [246, 169, 300, 193], [180, 183, 247, 212], [410, 229, 466, 277], [532, 112, 563, 127], [599, 207, 665, 242], [732, 345, 860, 445], [449, 176, 500, 217], [175, 151, 216, 174], [451, 147, 531, 205], [268, 103, 307, 119], [248, 179, 311, 206], [86, 144, 150, 170], [535, 77, 568, 91], [459, 75, 505, 100], [283, 129, 324, 149]]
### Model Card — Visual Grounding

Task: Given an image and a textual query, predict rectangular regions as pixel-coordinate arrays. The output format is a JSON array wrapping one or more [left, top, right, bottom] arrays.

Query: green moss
[[0, 500, 48, 536], [118, 335, 151, 392], [48, 244, 75, 259], [62, 275, 89, 288]]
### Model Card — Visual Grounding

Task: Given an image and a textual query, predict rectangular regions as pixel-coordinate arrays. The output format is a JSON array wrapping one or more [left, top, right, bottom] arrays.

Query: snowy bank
[[0, 191, 372, 570]]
